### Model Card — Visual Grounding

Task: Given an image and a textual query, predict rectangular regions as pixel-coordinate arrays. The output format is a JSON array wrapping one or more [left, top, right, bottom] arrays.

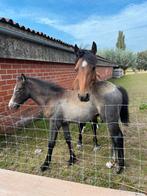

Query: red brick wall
[[96, 66, 113, 81], [0, 59, 113, 133]]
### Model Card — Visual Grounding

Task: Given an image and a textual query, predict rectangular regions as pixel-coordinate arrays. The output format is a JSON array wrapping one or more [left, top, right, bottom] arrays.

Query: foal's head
[[74, 42, 97, 102], [8, 74, 30, 109]]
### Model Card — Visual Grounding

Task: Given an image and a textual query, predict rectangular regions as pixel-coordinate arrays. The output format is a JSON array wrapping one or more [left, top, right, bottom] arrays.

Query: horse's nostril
[[78, 93, 90, 102], [86, 93, 89, 99]]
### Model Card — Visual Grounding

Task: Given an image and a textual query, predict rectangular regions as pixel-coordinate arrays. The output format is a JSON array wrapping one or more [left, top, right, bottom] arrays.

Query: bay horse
[[8, 74, 100, 172], [73, 42, 100, 151], [74, 42, 129, 174]]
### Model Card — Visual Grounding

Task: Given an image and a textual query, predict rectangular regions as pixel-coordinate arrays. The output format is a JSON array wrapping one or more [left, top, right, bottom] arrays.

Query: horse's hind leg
[[108, 123, 124, 174], [106, 142, 117, 169], [92, 120, 101, 152], [111, 142, 117, 162], [40, 120, 61, 172], [62, 122, 77, 165], [77, 123, 85, 149]]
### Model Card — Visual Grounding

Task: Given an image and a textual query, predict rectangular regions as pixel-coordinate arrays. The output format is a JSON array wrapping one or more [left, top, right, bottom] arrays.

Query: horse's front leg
[[40, 120, 61, 172], [62, 122, 77, 165], [77, 123, 85, 149], [92, 118, 101, 151]]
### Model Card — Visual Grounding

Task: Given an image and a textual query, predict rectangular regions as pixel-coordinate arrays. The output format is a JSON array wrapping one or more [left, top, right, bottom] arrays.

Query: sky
[[0, 0, 147, 52]]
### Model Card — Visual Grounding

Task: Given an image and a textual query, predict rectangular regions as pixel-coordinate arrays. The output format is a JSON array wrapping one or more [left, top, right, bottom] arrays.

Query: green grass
[[139, 103, 147, 111], [0, 73, 147, 193]]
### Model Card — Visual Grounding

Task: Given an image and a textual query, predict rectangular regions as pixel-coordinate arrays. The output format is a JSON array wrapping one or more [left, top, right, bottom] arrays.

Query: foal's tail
[[117, 86, 129, 125]]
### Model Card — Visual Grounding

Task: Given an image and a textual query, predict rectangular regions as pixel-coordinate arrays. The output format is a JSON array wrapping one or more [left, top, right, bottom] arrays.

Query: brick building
[[0, 18, 115, 133]]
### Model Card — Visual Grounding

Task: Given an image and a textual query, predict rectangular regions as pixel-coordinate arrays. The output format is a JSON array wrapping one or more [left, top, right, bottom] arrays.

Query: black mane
[[27, 77, 65, 94], [76, 49, 97, 66]]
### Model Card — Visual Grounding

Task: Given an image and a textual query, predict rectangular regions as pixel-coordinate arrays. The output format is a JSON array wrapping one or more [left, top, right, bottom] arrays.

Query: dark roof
[[0, 17, 74, 48], [0, 17, 115, 66]]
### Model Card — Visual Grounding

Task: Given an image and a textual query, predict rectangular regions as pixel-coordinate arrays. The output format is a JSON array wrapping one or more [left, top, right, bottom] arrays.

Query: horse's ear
[[91, 41, 97, 55], [74, 44, 79, 56], [21, 74, 27, 83]]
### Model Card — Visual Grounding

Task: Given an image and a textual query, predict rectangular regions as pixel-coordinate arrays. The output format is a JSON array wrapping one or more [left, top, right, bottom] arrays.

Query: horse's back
[[93, 81, 122, 102], [93, 81, 117, 95]]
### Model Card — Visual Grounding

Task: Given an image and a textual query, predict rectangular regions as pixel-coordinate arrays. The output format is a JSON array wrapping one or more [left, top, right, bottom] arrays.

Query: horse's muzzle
[[78, 93, 90, 102], [8, 102, 20, 110]]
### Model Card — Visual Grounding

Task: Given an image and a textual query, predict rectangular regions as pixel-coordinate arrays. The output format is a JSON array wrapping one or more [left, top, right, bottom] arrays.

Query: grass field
[[0, 73, 147, 193]]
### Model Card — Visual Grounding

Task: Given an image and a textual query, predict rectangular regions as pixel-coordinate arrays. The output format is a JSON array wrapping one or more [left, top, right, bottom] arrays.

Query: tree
[[136, 51, 147, 70], [116, 31, 126, 50], [98, 49, 137, 74]]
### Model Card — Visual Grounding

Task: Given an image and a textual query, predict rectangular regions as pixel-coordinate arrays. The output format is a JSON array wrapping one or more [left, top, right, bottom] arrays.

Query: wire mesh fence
[[0, 103, 147, 194]]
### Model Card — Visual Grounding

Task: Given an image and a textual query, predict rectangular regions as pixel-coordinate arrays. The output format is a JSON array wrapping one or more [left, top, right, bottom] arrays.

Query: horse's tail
[[117, 86, 129, 125]]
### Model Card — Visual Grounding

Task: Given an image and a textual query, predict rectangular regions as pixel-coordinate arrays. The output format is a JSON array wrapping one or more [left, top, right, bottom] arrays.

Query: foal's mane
[[76, 49, 97, 66], [28, 77, 65, 94]]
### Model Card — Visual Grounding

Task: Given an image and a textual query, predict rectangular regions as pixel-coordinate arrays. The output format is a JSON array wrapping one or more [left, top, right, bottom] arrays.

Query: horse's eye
[[92, 67, 96, 71], [16, 88, 23, 93]]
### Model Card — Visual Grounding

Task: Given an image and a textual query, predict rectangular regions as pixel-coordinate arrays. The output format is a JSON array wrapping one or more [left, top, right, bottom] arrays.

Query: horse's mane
[[76, 49, 97, 66], [28, 77, 65, 94]]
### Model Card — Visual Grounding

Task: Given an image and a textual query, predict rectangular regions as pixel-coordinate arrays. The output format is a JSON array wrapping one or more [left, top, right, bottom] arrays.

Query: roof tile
[[0, 17, 114, 64], [0, 17, 74, 48]]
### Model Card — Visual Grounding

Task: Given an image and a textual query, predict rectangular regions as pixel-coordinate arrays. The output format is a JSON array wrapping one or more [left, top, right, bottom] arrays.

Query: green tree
[[98, 49, 137, 74], [137, 51, 147, 70], [116, 31, 126, 50]]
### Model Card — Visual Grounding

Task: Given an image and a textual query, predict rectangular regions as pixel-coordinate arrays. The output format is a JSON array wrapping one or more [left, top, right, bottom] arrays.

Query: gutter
[[0, 26, 74, 53]]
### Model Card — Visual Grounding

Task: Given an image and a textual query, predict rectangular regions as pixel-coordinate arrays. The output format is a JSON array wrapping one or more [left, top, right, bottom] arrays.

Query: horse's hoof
[[77, 143, 83, 150], [40, 164, 49, 172], [106, 161, 114, 169], [114, 165, 124, 174], [93, 145, 101, 152]]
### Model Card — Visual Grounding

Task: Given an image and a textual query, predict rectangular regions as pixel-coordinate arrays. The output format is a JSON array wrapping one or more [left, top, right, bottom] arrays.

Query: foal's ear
[[21, 73, 27, 83], [91, 41, 97, 55], [74, 44, 79, 56]]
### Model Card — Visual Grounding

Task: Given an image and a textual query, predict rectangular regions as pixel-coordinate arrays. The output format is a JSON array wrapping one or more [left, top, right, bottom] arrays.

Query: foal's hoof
[[93, 145, 101, 152], [40, 164, 49, 172], [68, 156, 77, 166]]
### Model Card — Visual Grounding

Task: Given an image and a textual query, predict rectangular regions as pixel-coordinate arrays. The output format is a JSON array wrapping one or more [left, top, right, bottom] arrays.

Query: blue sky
[[0, 0, 147, 51]]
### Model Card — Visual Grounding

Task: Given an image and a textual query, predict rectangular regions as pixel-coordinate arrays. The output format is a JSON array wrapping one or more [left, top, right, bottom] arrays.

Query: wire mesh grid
[[0, 103, 147, 195]]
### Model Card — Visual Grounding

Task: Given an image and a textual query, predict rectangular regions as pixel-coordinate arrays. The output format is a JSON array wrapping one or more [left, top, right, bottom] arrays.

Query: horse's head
[[74, 41, 97, 102], [8, 74, 30, 109]]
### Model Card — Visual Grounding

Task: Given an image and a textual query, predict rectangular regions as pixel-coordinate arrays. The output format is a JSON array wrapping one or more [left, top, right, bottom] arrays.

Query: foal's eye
[[16, 88, 23, 93], [92, 67, 95, 71]]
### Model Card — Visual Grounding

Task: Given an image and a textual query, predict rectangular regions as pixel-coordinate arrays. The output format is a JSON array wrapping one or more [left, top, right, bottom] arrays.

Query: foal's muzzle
[[8, 102, 20, 110], [78, 93, 90, 102]]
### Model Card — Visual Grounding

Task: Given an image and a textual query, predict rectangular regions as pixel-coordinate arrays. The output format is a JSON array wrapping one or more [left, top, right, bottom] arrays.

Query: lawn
[[0, 73, 147, 193]]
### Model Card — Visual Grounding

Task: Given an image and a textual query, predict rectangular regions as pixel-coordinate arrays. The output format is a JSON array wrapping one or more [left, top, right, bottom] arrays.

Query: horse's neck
[[30, 90, 48, 106], [29, 79, 64, 106]]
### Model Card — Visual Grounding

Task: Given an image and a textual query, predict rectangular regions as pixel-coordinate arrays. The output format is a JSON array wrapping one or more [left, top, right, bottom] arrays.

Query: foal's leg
[[40, 120, 61, 172], [108, 123, 124, 174], [62, 122, 77, 165], [77, 123, 86, 149]]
